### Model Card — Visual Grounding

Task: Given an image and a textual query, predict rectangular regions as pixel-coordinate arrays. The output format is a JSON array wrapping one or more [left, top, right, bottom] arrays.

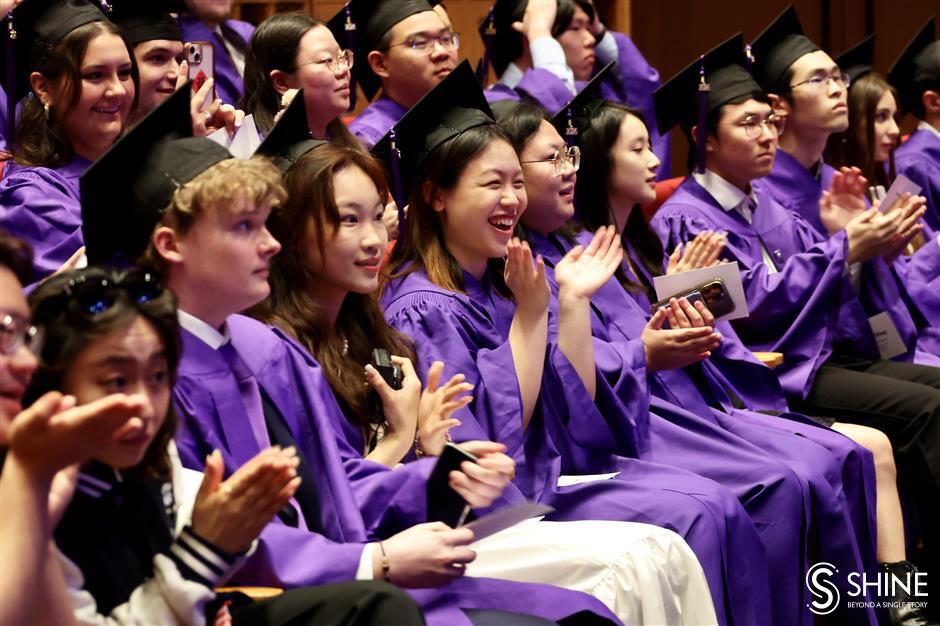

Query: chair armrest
[[752, 352, 784, 368], [215, 587, 284, 600]]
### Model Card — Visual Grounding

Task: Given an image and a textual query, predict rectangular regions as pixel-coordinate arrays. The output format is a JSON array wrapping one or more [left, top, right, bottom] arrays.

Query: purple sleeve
[[513, 68, 578, 114], [0, 168, 83, 280], [895, 152, 940, 233]]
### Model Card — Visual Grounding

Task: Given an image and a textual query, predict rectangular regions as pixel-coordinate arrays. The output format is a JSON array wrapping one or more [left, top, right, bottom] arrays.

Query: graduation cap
[[371, 60, 493, 234], [835, 34, 875, 85], [750, 5, 820, 93], [477, 0, 527, 81], [3, 0, 111, 107], [255, 89, 327, 173], [654, 33, 763, 172], [549, 60, 615, 143], [81, 84, 232, 265], [327, 0, 442, 105], [108, 0, 181, 47], [888, 16, 939, 116]]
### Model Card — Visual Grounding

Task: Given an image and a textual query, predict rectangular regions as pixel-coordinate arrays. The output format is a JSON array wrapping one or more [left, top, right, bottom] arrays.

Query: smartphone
[[653, 278, 735, 319], [654, 289, 705, 314], [367, 349, 403, 423], [427, 442, 478, 527], [185, 41, 215, 109]]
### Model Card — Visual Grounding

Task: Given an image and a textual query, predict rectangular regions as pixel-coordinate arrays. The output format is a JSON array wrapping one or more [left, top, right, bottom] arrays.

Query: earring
[[43, 101, 50, 119]]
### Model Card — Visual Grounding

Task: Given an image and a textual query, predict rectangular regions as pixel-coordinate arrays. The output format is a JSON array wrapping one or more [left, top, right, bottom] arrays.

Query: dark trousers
[[232, 581, 424, 626], [789, 356, 940, 580]]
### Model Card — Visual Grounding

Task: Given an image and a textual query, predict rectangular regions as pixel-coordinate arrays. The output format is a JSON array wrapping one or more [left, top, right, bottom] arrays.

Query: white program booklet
[[878, 174, 922, 213], [652, 261, 749, 322], [462, 503, 555, 541]]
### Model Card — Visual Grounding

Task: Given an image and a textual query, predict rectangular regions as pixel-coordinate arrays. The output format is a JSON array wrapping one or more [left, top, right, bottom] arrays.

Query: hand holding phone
[[186, 41, 216, 110], [427, 442, 479, 527]]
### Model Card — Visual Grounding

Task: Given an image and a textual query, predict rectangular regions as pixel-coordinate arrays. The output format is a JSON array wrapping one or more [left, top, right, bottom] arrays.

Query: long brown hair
[[827, 72, 898, 188], [251, 144, 415, 442], [385, 123, 513, 297], [25, 267, 180, 481], [12, 20, 139, 168], [242, 12, 356, 146]]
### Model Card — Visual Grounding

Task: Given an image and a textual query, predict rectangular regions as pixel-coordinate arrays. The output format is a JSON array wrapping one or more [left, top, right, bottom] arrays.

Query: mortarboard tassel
[[745, 44, 755, 73], [476, 8, 496, 86], [99, 1, 111, 13], [343, 2, 357, 111], [389, 128, 406, 248], [564, 106, 578, 146], [5, 12, 15, 143], [695, 54, 710, 174]]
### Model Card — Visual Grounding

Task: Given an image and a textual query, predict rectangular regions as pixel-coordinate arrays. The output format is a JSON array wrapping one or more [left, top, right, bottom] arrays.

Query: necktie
[[218, 343, 308, 531]]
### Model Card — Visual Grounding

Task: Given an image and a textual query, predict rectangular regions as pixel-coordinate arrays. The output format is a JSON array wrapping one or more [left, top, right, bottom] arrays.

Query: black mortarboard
[[654, 33, 764, 172], [477, 0, 527, 80], [3, 0, 110, 105], [327, 0, 442, 104], [371, 60, 492, 228], [255, 90, 327, 173], [750, 5, 820, 93], [549, 60, 615, 143], [109, 0, 181, 47], [81, 84, 232, 265], [835, 35, 875, 84], [888, 16, 939, 115]]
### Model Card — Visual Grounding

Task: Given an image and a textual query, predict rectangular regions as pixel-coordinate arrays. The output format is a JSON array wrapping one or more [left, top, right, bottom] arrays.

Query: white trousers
[[467, 518, 718, 626]]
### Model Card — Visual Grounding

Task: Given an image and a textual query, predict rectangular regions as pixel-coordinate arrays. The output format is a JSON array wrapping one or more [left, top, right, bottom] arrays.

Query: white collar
[[178, 309, 230, 350], [917, 120, 940, 140], [692, 169, 755, 213], [498, 62, 525, 89]]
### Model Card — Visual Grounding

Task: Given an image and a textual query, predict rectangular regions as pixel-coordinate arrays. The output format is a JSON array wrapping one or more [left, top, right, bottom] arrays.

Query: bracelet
[[414, 430, 454, 458], [378, 541, 391, 582]]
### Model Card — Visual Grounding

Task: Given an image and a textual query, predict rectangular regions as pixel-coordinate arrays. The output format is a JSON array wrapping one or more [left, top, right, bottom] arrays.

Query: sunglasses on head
[[35, 270, 165, 319]]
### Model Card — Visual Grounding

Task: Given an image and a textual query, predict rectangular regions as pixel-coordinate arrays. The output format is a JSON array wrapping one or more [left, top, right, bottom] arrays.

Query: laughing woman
[[0, 0, 137, 280]]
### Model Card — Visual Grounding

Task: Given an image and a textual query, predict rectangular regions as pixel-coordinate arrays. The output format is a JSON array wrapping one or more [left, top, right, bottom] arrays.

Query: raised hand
[[417, 361, 472, 457], [448, 440, 514, 508], [512, 0, 556, 40], [504, 238, 550, 319], [820, 167, 869, 234], [365, 355, 422, 442], [376, 522, 476, 587], [663, 297, 715, 329], [641, 308, 721, 372], [666, 231, 726, 274], [191, 447, 301, 555], [845, 208, 900, 264], [554, 226, 624, 301], [880, 193, 927, 263]]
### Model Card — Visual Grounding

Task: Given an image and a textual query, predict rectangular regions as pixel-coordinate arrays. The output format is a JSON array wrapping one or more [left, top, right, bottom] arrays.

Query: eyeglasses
[[520, 146, 581, 175], [732, 115, 785, 138], [297, 49, 354, 74], [0, 313, 43, 357], [789, 71, 851, 92], [386, 31, 460, 53], [34, 270, 165, 321]]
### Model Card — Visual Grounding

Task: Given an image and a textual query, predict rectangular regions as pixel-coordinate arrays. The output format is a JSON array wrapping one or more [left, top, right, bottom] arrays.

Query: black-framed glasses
[[297, 49, 354, 74], [386, 31, 460, 53], [34, 270, 165, 320], [520, 146, 581, 175], [789, 71, 850, 92], [732, 115, 785, 138], [0, 313, 44, 356]]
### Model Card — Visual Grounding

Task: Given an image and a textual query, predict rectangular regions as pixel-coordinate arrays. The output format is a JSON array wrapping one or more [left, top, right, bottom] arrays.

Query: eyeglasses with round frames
[[0, 313, 44, 357], [520, 146, 582, 175], [789, 71, 850, 92], [296, 49, 354, 73], [731, 115, 785, 138], [385, 31, 459, 53]]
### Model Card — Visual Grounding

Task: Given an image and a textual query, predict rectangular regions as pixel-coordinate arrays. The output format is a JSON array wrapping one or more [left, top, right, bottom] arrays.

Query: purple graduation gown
[[0, 156, 89, 280], [382, 267, 775, 626], [172, 314, 618, 626], [895, 128, 940, 232], [349, 96, 408, 150], [484, 68, 576, 116], [526, 228, 879, 625], [175, 14, 254, 108], [756, 150, 940, 361], [654, 175, 920, 398]]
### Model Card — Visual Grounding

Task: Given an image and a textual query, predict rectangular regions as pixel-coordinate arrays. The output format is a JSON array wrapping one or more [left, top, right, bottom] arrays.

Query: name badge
[[868, 312, 907, 360]]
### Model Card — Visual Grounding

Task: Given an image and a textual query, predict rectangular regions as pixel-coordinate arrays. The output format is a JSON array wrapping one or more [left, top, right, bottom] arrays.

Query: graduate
[[648, 35, 940, 620], [241, 10, 357, 144], [0, 0, 135, 280], [250, 117, 719, 624], [327, 0, 457, 149], [175, 0, 253, 108], [80, 86, 625, 626], [496, 92, 903, 623], [110, 0, 244, 136], [889, 16, 940, 233], [376, 61, 780, 626], [478, 0, 670, 176], [828, 33, 940, 358], [746, 6, 940, 363]]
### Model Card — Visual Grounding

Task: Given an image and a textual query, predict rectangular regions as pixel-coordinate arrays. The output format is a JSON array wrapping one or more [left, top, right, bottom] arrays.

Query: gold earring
[[43, 102, 50, 119]]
